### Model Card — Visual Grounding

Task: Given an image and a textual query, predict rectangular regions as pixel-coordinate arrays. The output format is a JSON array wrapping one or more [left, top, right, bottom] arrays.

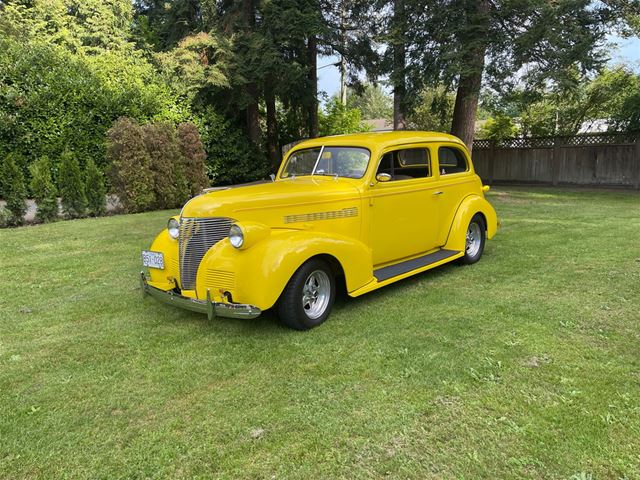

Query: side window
[[376, 148, 431, 181], [438, 147, 468, 175]]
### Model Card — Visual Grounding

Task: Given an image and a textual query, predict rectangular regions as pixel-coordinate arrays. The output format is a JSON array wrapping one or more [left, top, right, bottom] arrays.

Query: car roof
[[289, 131, 467, 153]]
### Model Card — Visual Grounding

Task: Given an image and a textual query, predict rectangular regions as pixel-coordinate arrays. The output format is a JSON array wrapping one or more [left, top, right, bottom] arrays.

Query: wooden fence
[[472, 133, 640, 189]]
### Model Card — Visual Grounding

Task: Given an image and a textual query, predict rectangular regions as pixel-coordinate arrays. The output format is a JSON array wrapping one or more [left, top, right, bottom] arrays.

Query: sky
[[317, 36, 640, 99]]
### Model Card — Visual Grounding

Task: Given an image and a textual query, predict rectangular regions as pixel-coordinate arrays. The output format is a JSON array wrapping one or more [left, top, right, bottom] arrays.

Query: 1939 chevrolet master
[[141, 131, 498, 330]]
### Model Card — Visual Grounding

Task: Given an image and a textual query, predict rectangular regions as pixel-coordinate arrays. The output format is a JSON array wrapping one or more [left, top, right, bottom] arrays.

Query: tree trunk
[[307, 35, 319, 138], [246, 84, 261, 145], [339, 1, 347, 106], [450, 0, 490, 152], [243, 0, 261, 145], [392, 0, 406, 130], [265, 76, 280, 169]]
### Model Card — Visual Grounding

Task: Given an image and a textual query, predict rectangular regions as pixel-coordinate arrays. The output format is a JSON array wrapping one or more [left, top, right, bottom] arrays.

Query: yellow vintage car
[[141, 131, 498, 330]]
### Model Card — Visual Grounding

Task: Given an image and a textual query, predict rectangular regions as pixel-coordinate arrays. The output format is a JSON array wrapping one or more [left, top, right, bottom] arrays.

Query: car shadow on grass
[[145, 259, 468, 335]]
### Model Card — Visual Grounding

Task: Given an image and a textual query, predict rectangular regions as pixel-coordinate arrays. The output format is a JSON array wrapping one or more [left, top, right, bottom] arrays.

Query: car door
[[368, 146, 441, 266], [431, 143, 475, 246]]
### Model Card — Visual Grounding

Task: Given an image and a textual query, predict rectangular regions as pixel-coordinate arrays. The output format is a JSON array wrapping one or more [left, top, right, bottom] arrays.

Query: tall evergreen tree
[[29, 156, 59, 223], [1, 155, 27, 226], [85, 158, 107, 217], [58, 150, 87, 218]]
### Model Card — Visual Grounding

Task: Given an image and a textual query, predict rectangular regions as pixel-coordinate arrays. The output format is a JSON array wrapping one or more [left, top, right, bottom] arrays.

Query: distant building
[[363, 118, 393, 131], [578, 119, 610, 133]]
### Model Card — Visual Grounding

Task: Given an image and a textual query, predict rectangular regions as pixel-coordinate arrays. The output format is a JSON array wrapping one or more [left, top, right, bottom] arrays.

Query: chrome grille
[[178, 217, 234, 290]]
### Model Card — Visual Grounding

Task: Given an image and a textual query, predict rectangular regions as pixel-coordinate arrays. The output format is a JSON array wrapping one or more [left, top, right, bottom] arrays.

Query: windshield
[[281, 146, 370, 179]]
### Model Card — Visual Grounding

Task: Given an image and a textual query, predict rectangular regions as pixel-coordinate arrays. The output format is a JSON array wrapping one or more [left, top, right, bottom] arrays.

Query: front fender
[[443, 194, 498, 252], [195, 229, 373, 310], [147, 228, 180, 289]]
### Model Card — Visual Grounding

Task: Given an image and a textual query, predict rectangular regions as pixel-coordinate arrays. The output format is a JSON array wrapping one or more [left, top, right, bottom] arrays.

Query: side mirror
[[376, 173, 392, 183]]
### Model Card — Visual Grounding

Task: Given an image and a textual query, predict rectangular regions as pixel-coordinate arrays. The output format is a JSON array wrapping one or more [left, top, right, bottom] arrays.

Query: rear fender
[[443, 194, 498, 252], [195, 229, 373, 310]]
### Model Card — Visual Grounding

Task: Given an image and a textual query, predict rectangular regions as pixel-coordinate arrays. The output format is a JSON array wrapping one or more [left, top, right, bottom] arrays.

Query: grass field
[[1, 187, 639, 479]]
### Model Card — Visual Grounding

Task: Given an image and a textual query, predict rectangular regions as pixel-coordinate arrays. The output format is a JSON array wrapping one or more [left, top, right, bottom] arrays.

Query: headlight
[[229, 224, 244, 248], [167, 218, 180, 239]]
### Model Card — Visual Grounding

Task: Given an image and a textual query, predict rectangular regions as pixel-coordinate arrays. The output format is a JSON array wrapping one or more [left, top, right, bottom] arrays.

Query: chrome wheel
[[466, 222, 482, 258], [301, 270, 331, 319]]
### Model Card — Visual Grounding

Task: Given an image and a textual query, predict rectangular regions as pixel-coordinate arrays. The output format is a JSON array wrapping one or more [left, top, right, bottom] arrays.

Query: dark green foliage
[[0, 155, 27, 226], [58, 151, 87, 219], [177, 123, 209, 196], [29, 156, 59, 223], [85, 158, 107, 217], [107, 118, 156, 213], [199, 108, 270, 185]]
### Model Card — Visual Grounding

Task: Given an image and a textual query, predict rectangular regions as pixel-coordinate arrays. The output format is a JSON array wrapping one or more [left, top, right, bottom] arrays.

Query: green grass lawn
[[1, 187, 639, 479]]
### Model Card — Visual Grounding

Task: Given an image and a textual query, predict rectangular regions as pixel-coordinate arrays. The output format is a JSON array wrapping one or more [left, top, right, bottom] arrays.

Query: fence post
[[488, 140, 496, 185], [634, 136, 640, 190], [552, 137, 561, 186]]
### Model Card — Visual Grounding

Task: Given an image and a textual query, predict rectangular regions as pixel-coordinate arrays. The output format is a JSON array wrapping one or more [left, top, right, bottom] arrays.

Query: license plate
[[142, 250, 164, 269]]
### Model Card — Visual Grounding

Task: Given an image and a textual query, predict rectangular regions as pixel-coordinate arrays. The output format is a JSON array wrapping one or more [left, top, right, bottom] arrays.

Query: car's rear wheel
[[459, 214, 486, 265], [277, 258, 335, 330]]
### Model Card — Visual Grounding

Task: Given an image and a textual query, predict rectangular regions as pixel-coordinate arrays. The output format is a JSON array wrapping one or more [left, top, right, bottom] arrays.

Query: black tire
[[458, 213, 486, 265], [277, 258, 336, 330]]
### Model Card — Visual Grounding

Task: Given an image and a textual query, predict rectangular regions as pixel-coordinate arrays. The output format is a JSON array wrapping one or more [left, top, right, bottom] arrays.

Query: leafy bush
[[408, 85, 455, 132], [177, 123, 209, 195], [58, 151, 87, 218], [0, 207, 11, 228], [85, 158, 106, 217], [0, 155, 27, 226], [478, 114, 520, 142], [142, 122, 187, 209], [0, 36, 191, 183], [107, 118, 156, 213], [29, 156, 59, 223], [199, 107, 270, 185], [318, 97, 371, 137]]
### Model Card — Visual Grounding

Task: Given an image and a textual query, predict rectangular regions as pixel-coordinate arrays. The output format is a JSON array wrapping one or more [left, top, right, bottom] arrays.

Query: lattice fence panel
[[474, 133, 638, 150]]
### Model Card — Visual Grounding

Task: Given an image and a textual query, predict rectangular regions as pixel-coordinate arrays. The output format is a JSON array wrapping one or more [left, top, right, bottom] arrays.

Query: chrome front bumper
[[140, 273, 261, 320]]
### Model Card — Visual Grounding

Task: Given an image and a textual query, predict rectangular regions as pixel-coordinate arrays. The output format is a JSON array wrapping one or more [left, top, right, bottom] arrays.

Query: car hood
[[180, 177, 362, 224]]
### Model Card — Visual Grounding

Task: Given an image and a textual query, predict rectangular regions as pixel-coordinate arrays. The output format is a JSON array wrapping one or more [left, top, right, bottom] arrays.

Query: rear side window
[[376, 148, 431, 181], [438, 147, 468, 175]]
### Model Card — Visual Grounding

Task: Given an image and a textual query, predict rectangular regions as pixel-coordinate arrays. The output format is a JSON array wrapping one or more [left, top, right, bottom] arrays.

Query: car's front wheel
[[459, 213, 486, 265], [277, 258, 335, 330]]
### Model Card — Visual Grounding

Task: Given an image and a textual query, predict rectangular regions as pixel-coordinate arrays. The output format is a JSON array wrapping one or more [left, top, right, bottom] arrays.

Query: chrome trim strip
[[140, 273, 261, 320]]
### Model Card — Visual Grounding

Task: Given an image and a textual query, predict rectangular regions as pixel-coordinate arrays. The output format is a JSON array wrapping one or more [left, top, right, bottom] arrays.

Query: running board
[[373, 249, 460, 282]]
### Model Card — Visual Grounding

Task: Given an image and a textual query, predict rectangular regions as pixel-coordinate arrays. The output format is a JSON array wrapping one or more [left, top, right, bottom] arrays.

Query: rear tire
[[459, 214, 486, 265], [277, 258, 336, 330]]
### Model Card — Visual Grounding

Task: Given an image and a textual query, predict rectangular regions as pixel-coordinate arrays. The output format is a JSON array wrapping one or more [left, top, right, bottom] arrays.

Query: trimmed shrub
[[0, 155, 27, 226], [107, 118, 155, 213], [29, 156, 59, 223], [58, 150, 87, 218], [177, 122, 209, 195], [85, 158, 106, 217], [0, 207, 11, 228], [141, 122, 184, 209]]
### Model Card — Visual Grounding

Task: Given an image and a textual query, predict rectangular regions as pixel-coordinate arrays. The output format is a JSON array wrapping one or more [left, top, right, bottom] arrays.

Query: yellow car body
[[141, 131, 498, 328]]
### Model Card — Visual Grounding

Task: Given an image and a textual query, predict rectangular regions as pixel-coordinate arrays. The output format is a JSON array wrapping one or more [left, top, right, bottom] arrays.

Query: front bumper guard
[[140, 272, 261, 320]]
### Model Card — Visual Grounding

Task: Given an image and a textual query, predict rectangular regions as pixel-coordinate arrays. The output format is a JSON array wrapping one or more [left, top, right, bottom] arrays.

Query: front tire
[[277, 258, 336, 330], [459, 214, 486, 265]]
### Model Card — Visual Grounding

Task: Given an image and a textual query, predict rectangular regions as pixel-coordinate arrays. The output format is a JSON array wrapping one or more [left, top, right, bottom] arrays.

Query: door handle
[[433, 191, 444, 196]]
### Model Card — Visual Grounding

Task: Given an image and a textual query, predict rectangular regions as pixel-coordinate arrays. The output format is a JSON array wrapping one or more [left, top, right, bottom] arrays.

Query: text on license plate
[[142, 250, 164, 269]]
